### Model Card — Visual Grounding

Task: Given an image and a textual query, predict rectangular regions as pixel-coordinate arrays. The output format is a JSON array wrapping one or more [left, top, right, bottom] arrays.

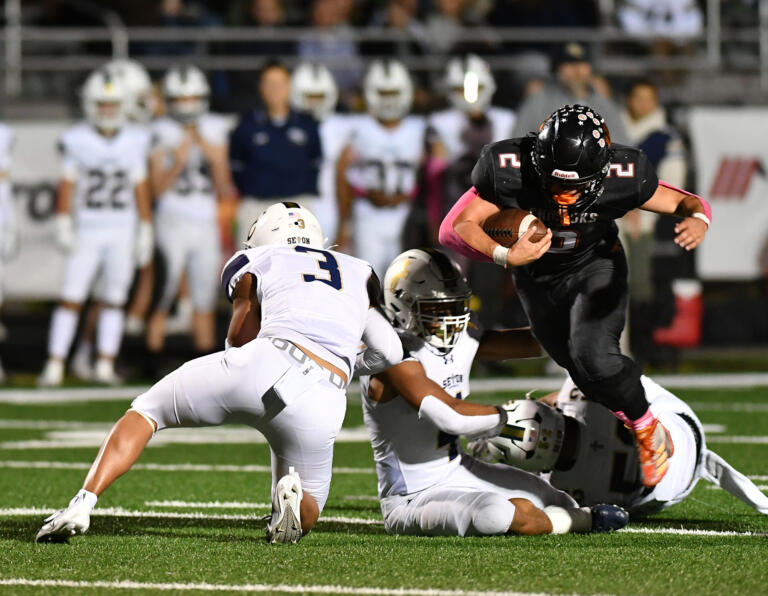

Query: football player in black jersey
[[438, 104, 711, 487]]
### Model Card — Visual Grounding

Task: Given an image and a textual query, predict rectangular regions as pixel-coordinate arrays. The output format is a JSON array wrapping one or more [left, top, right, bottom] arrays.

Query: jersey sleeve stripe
[[220, 253, 249, 302]]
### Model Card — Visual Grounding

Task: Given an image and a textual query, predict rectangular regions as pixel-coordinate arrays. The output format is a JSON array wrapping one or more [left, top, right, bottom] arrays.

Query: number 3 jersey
[[470, 137, 659, 279], [151, 114, 230, 222], [221, 244, 374, 379], [361, 330, 479, 499], [59, 122, 150, 228]]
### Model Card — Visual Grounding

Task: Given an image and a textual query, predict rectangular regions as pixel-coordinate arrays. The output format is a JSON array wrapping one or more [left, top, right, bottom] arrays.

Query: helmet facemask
[[414, 296, 471, 352]]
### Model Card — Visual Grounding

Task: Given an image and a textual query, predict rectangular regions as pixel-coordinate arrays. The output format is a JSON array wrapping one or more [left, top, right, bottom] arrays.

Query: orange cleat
[[634, 419, 675, 487]]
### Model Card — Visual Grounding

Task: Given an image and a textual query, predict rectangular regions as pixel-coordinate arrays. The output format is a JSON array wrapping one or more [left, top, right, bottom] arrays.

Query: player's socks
[[633, 417, 675, 487], [48, 307, 79, 360], [543, 506, 593, 534], [96, 307, 125, 360], [628, 408, 656, 431]]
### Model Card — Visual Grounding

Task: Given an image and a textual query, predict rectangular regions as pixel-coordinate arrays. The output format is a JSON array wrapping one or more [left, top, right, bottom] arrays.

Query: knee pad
[[469, 493, 515, 536]]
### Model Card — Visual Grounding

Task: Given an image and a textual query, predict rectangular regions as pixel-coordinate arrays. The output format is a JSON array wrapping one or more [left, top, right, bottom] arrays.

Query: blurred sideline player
[[427, 55, 516, 330], [38, 69, 153, 386], [0, 122, 17, 382], [36, 202, 403, 545], [290, 62, 357, 243], [336, 59, 426, 276], [474, 376, 768, 516], [427, 54, 515, 241], [145, 64, 236, 360], [70, 59, 157, 380], [361, 248, 628, 536], [440, 104, 711, 487]]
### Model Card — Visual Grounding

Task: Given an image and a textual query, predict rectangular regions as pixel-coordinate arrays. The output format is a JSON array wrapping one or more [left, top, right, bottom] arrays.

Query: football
[[482, 208, 547, 248]]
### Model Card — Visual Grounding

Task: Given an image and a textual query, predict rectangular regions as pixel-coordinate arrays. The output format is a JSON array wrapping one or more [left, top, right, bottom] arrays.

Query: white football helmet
[[364, 59, 413, 122], [82, 68, 128, 132], [384, 249, 471, 353], [245, 202, 324, 249], [163, 64, 210, 124], [290, 62, 338, 121], [104, 59, 155, 123], [444, 54, 497, 114], [487, 399, 567, 472]]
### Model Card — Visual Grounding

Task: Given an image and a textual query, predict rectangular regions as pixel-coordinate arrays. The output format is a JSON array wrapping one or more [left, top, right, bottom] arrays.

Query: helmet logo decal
[[387, 258, 412, 292], [551, 169, 579, 180]]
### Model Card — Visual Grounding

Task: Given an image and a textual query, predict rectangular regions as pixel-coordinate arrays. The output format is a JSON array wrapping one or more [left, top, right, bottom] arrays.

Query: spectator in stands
[[512, 42, 629, 144], [617, 0, 703, 39], [364, 0, 424, 62], [297, 0, 363, 97], [618, 79, 695, 362], [229, 62, 322, 244]]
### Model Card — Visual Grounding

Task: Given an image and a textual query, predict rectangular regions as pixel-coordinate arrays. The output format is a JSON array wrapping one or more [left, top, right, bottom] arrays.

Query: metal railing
[[3, 0, 767, 103]]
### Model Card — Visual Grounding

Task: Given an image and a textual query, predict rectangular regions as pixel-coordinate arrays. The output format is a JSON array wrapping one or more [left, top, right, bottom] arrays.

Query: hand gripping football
[[482, 208, 547, 248]]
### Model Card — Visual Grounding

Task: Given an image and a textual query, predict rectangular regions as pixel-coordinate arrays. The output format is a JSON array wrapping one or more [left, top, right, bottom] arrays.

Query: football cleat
[[634, 419, 675, 487], [71, 345, 93, 381], [35, 493, 92, 543], [590, 504, 629, 533], [93, 359, 123, 386], [266, 466, 303, 544], [38, 358, 64, 387]]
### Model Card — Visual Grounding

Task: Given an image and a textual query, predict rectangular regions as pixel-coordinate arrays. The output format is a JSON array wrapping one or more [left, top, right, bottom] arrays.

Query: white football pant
[[155, 213, 221, 312], [381, 455, 578, 537], [352, 200, 410, 279], [130, 338, 347, 511]]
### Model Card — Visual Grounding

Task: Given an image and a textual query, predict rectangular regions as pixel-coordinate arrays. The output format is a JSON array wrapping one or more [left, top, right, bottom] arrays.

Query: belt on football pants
[[269, 338, 347, 390]]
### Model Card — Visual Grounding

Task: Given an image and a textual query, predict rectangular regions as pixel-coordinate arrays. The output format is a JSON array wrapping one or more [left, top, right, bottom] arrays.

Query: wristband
[[492, 244, 509, 268], [692, 212, 710, 228]]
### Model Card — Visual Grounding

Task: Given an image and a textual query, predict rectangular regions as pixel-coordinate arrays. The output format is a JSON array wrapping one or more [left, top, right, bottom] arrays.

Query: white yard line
[[2, 373, 768, 405], [0, 426, 372, 449], [2, 507, 763, 537], [145, 500, 271, 509], [343, 495, 380, 501], [687, 403, 768, 413], [707, 485, 768, 491], [0, 578, 566, 596], [0, 460, 374, 474], [707, 436, 768, 444]]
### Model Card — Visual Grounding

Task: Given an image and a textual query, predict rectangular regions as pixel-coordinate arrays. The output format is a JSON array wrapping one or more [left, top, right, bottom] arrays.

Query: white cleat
[[71, 346, 93, 381], [123, 315, 145, 337], [93, 358, 123, 386], [35, 493, 92, 543], [38, 359, 64, 387], [267, 466, 303, 544]]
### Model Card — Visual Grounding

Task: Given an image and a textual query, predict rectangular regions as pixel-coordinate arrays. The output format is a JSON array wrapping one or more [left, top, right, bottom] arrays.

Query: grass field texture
[[1, 382, 767, 596]]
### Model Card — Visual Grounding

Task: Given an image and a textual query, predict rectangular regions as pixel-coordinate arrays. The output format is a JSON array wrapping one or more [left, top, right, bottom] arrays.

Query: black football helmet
[[531, 104, 612, 225]]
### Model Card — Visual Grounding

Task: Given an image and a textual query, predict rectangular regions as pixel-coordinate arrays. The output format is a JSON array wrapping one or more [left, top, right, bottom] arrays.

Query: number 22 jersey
[[59, 122, 150, 228], [221, 244, 375, 379], [470, 137, 659, 279]]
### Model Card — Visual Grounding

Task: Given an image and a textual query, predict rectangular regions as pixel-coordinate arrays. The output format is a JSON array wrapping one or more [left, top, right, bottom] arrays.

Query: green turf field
[[1, 383, 767, 595]]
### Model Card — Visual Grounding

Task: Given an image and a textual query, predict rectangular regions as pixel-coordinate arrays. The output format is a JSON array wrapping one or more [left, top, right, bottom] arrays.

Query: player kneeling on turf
[[36, 203, 403, 545], [360, 248, 628, 536]]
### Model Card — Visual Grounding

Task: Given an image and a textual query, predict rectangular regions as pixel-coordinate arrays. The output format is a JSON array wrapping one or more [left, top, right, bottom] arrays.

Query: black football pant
[[514, 246, 649, 420]]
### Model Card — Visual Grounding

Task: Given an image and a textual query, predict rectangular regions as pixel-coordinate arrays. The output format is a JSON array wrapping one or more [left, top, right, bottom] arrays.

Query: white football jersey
[[346, 115, 426, 199], [60, 122, 150, 228], [550, 375, 704, 511], [151, 114, 231, 222], [428, 107, 515, 162], [362, 330, 479, 499], [221, 244, 374, 377], [315, 114, 358, 240]]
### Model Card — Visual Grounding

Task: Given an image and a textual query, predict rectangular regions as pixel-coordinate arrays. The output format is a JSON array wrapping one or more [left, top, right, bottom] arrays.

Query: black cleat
[[590, 504, 629, 533]]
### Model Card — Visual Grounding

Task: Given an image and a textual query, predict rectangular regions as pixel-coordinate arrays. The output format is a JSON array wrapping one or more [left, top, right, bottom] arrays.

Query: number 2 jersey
[[470, 137, 659, 280], [361, 330, 479, 499], [59, 122, 150, 228], [151, 113, 231, 223], [549, 375, 704, 513], [221, 244, 374, 379]]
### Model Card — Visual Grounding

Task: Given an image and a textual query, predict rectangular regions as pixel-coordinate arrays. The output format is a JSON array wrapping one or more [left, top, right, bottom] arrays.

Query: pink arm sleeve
[[659, 180, 712, 222], [438, 186, 493, 262]]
